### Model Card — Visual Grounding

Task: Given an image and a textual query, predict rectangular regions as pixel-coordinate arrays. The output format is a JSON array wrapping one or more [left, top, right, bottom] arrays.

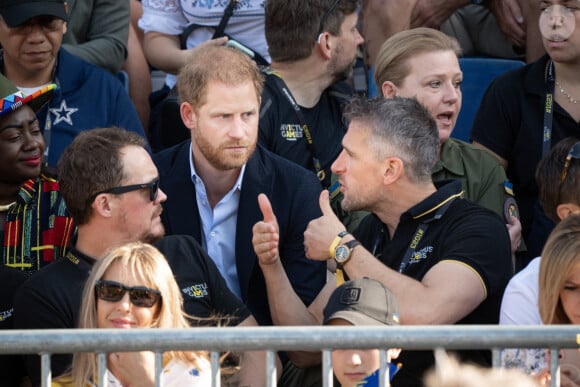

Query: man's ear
[[556, 203, 580, 221], [382, 156, 404, 185], [180, 102, 196, 131], [381, 81, 398, 98], [315, 32, 333, 60], [92, 194, 114, 219]]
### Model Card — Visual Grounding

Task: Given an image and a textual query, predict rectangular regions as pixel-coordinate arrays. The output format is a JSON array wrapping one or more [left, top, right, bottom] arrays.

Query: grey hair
[[343, 97, 439, 183]]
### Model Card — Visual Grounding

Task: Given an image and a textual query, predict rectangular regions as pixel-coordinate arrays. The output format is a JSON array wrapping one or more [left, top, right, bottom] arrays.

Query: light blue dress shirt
[[189, 144, 245, 299]]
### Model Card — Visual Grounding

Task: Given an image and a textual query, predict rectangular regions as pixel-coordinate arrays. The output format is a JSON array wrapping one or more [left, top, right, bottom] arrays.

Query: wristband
[[329, 230, 349, 259]]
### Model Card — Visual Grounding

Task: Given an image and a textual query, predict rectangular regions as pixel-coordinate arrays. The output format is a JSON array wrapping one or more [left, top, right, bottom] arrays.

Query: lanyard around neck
[[543, 59, 555, 157], [371, 193, 460, 273], [270, 73, 326, 184]]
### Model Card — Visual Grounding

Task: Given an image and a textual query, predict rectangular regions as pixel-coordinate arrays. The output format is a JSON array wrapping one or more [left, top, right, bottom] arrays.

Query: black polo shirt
[[258, 72, 351, 188], [354, 180, 513, 387], [14, 246, 94, 386], [0, 265, 28, 386]]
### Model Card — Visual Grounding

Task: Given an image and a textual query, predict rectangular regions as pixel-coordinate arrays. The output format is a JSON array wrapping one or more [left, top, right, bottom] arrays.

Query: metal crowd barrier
[[0, 325, 578, 387]]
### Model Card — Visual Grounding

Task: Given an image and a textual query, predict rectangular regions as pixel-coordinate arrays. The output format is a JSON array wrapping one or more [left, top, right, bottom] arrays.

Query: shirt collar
[[403, 179, 463, 221], [17, 177, 39, 204], [432, 140, 465, 177]]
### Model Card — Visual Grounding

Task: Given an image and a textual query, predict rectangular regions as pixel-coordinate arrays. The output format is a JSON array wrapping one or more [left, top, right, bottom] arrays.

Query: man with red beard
[[154, 46, 326, 329]]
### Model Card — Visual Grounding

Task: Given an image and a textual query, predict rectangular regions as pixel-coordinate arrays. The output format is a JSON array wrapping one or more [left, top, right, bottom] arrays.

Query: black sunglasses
[[91, 178, 160, 203], [95, 280, 162, 308], [317, 0, 341, 39]]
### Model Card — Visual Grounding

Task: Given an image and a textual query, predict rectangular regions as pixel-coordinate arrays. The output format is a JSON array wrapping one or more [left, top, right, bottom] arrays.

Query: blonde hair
[[70, 242, 208, 387], [425, 350, 539, 387], [374, 27, 461, 92], [539, 213, 580, 324]]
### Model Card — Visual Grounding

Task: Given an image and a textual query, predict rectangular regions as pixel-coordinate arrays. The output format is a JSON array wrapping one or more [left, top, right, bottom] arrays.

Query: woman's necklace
[[556, 81, 579, 104], [0, 202, 15, 212]]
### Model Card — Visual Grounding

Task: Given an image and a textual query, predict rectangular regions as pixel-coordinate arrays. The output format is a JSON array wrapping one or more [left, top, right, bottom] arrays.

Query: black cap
[[0, 0, 67, 28], [324, 278, 400, 326]]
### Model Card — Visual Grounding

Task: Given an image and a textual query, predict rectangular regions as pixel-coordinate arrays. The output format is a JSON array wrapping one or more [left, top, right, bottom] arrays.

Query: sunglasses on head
[[95, 280, 161, 308], [561, 141, 580, 186], [90, 178, 160, 203]]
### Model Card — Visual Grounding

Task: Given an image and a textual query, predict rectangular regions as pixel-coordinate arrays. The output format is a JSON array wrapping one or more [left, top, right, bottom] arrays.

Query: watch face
[[335, 245, 350, 263]]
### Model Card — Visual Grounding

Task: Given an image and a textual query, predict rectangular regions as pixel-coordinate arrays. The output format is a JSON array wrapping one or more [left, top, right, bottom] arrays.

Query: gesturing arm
[[253, 193, 333, 367]]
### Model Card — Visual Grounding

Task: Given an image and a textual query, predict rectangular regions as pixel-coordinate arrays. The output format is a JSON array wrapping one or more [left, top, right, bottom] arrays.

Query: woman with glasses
[[54, 242, 212, 387]]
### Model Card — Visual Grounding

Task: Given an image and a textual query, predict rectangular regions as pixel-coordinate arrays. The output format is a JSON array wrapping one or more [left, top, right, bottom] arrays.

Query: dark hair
[[343, 97, 439, 183], [57, 127, 146, 225], [265, 0, 360, 62], [536, 137, 580, 222]]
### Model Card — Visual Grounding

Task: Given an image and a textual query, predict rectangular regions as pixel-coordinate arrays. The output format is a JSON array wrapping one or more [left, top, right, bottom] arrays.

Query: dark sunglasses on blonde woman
[[95, 280, 161, 308]]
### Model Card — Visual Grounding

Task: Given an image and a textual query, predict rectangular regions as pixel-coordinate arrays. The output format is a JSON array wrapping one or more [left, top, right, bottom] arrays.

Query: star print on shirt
[[49, 100, 79, 126]]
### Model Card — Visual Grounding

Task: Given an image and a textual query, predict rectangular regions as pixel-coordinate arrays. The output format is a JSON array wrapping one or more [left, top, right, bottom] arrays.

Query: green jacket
[[62, 0, 130, 73], [432, 138, 514, 220]]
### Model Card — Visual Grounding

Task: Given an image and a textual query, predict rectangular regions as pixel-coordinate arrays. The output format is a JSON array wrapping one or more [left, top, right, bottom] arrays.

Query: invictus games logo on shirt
[[280, 124, 304, 141], [0, 307, 14, 322], [410, 246, 433, 265], [182, 283, 209, 299]]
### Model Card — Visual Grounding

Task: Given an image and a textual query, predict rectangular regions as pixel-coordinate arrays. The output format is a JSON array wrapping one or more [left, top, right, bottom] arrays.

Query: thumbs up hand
[[303, 190, 348, 260], [252, 193, 281, 266]]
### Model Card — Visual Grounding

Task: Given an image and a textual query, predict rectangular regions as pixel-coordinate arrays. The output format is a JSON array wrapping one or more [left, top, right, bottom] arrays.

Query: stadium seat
[[453, 57, 525, 142], [367, 58, 525, 143]]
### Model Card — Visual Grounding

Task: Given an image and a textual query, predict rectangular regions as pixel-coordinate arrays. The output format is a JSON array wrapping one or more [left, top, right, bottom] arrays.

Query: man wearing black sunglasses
[[14, 127, 270, 386]]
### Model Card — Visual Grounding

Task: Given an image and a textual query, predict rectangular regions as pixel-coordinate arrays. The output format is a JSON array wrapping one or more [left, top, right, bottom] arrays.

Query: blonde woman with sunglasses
[[54, 242, 211, 387]]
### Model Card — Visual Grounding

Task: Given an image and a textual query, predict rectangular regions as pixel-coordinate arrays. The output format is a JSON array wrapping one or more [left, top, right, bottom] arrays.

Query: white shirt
[[499, 257, 546, 374], [105, 357, 212, 387], [139, 0, 269, 88], [500, 256, 542, 325]]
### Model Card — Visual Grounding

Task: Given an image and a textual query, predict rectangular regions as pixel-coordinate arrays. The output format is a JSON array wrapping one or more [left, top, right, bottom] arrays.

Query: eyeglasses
[[11, 17, 64, 35], [91, 178, 160, 203], [95, 280, 161, 308], [317, 0, 341, 40], [560, 141, 580, 188]]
